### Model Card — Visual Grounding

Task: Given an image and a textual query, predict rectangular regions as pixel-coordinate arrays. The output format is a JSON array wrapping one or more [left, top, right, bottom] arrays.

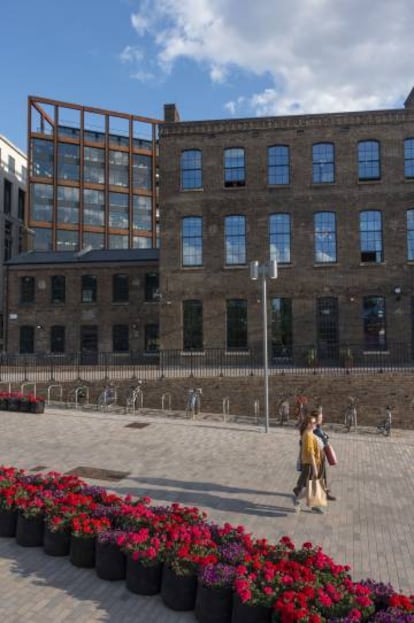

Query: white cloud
[[120, 45, 143, 64], [129, 0, 414, 115]]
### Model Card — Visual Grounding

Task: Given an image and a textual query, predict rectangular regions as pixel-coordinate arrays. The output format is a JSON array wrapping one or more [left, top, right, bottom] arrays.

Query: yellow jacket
[[301, 430, 322, 467]]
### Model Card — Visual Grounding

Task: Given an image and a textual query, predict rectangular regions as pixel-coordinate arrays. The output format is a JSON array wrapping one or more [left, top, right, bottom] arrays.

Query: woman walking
[[293, 411, 327, 514]]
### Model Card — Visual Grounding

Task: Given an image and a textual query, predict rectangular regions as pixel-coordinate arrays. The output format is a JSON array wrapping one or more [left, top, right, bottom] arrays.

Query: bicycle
[[344, 396, 358, 432], [186, 388, 202, 419], [377, 406, 392, 436], [278, 399, 290, 426], [125, 381, 143, 412], [97, 386, 117, 410]]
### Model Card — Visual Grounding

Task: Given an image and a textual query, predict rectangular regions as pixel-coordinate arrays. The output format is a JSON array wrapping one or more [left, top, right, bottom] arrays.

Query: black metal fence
[[0, 343, 413, 384]]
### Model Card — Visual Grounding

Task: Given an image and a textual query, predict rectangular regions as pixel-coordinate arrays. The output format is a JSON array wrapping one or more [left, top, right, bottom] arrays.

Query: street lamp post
[[250, 260, 278, 433]]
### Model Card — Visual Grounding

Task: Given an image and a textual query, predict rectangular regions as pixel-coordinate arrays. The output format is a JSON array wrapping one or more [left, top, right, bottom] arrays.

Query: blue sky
[[1, 0, 413, 154]]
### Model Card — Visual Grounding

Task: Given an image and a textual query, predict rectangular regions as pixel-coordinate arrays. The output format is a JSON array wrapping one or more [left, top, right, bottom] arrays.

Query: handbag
[[306, 477, 327, 507], [324, 443, 337, 466]]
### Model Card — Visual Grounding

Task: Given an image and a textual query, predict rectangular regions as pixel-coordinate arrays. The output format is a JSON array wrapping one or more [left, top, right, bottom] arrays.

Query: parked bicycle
[[377, 405, 392, 436], [125, 381, 143, 412], [344, 396, 358, 432], [97, 386, 117, 410], [186, 388, 202, 418]]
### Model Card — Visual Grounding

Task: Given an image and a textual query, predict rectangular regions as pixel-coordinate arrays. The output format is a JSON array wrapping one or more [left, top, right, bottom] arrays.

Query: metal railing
[[0, 343, 413, 382]]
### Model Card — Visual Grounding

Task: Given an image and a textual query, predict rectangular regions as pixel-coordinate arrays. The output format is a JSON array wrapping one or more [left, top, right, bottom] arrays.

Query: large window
[[182, 217, 203, 266], [84, 147, 105, 184], [224, 148, 245, 187], [407, 210, 414, 260], [133, 154, 152, 190], [113, 325, 129, 352], [80, 326, 98, 363], [83, 232, 104, 250], [226, 299, 248, 350], [405, 138, 414, 179], [57, 186, 79, 224], [109, 150, 128, 187], [363, 296, 386, 350], [58, 143, 79, 181], [225, 215, 246, 265], [83, 189, 105, 226], [51, 275, 65, 303], [20, 277, 35, 304], [145, 273, 159, 301], [31, 183, 53, 222], [317, 297, 338, 361], [31, 139, 54, 177], [18, 189, 25, 220], [81, 275, 97, 303], [360, 210, 383, 263], [145, 324, 159, 352], [269, 214, 291, 263], [312, 143, 335, 183], [268, 145, 289, 185], [181, 150, 202, 190], [50, 326, 65, 353], [183, 300, 203, 350], [4, 221, 12, 261], [358, 140, 380, 180], [57, 229, 78, 251], [32, 227, 52, 251], [271, 298, 292, 358], [20, 326, 34, 354], [109, 234, 128, 249], [133, 196, 152, 231], [3, 179, 11, 214], [109, 192, 129, 229], [314, 212, 337, 263], [113, 274, 129, 303]]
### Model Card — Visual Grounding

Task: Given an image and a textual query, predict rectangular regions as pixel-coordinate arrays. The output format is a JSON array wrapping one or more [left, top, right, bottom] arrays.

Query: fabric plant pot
[[126, 556, 163, 596], [0, 398, 8, 411], [70, 535, 96, 568], [0, 508, 18, 537], [95, 541, 126, 581], [231, 594, 272, 623], [43, 526, 71, 556], [195, 583, 233, 623], [30, 401, 45, 414], [7, 398, 20, 412], [161, 565, 198, 611], [20, 401, 32, 413], [16, 513, 44, 547]]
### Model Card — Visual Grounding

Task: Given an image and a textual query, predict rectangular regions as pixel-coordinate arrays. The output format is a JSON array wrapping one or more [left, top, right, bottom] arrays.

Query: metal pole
[[262, 269, 269, 433]]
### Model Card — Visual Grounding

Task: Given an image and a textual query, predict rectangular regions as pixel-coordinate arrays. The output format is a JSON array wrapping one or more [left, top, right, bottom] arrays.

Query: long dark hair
[[299, 412, 317, 436]]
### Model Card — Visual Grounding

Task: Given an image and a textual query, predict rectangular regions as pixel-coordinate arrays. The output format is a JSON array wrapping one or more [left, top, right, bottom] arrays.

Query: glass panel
[[182, 217, 202, 266], [81, 275, 97, 303], [113, 274, 129, 302], [84, 147, 105, 184], [51, 276, 65, 303], [83, 231, 104, 249], [109, 234, 128, 249], [268, 145, 289, 185], [133, 154, 152, 190], [83, 189, 105, 226], [405, 138, 414, 179], [183, 300, 203, 350], [109, 150, 129, 187], [363, 296, 386, 350], [225, 215, 246, 265], [21, 277, 35, 303], [109, 192, 129, 229], [358, 141, 380, 180], [132, 236, 152, 248], [313, 143, 335, 183], [226, 299, 248, 349], [407, 210, 414, 261], [133, 196, 152, 231], [56, 229, 78, 251], [57, 186, 79, 224], [145, 273, 159, 301], [314, 212, 336, 262], [51, 325, 65, 353], [20, 326, 34, 354], [113, 325, 129, 351], [269, 214, 291, 263], [224, 148, 245, 187], [58, 143, 80, 180], [181, 150, 202, 189], [145, 324, 159, 352], [271, 298, 292, 358], [31, 139, 53, 177], [31, 183, 53, 222], [32, 227, 52, 251], [360, 211, 383, 262], [317, 297, 339, 361]]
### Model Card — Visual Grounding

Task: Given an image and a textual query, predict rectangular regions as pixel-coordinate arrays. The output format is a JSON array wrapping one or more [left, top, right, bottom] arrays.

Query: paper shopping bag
[[306, 478, 327, 507]]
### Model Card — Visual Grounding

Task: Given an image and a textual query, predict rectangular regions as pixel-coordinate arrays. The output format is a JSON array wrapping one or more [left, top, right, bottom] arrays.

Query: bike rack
[[161, 392, 171, 411], [47, 384, 63, 404], [75, 386, 89, 409], [222, 397, 230, 421], [21, 382, 37, 396], [0, 382, 11, 394], [253, 399, 260, 424]]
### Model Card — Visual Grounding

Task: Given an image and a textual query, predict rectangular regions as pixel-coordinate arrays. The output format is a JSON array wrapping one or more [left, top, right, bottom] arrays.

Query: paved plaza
[[0, 406, 413, 622]]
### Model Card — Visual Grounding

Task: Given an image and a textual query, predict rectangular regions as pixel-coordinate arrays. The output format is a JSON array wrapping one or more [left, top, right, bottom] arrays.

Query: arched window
[[312, 143, 335, 183]]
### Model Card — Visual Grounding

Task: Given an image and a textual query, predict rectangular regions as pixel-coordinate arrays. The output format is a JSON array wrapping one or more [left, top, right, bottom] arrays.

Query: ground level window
[[20, 326, 34, 354], [51, 325, 65, 353], [363, 296, 386, 350], [145, 324, 159, 352], [113, 325, 129, 352], [271, 298, 292, 358], [183, 300, 203, 350], [226, 299, 247, 350]]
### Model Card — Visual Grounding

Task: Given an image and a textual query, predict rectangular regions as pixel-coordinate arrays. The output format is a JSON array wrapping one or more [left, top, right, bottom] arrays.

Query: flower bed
[[0, 392, 45, 413], [0, 464, 413, 622]]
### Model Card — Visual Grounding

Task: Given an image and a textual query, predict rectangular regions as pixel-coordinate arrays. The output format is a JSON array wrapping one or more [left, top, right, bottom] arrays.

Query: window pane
[[363, 296, 386, 350], [358, 140, 380, 180], [109, 192, 129, 229], [31, 183, 53, 222], [145, 273, 159, 301], [109, 234, 128, 249], [20, 326, 34, 354], [269, 214, 291, 263], [56, 229, 78, 251], [227, 299, 247, 349], [21, 277, 35, 303], [133, 154, 152, 190], [83, 189, 105, 226], [83, 231, 104, 249], [58, 143, 79, 181], [360, 210, 383, 262], [404, 138, 414, 179], [314, 212, 336, 262], [113, 325, 129, 352], [32, 227, 52, 251], [271, 298, 292, 358], [145, 324, 159, 352], [225, 215, 246, 265], [313, 143, 335, 183], [181, 150, 202, 189], [113, 274, 129, 302], [109, 150, 128, 187], [133, 196, 152, 231], [81, 275, 97, 303], [182, 217, 203, 266], [31, 139, 53, 177], [84, 147, 105, 184], [407, 209, 414, 261], [51, 325, 65, 353], [268, 146, 289, 185], [133, 236, 152, 249], [51, 275, 65, 303], [224, 148, 245, 187], [57, 186, 79, 224], [183, 300, 203, 350]]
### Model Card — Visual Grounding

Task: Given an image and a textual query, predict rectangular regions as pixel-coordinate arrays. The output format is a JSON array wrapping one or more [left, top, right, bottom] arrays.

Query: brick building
[[158, 89, 414, 366]]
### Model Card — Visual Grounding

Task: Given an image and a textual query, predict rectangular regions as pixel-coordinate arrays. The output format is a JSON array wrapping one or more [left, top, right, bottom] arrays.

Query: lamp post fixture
[[250, 260, 278, 433]]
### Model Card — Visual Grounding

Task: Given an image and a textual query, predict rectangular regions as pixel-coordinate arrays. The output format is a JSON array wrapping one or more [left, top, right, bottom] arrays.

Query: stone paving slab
[[0, 406, 413, 621]]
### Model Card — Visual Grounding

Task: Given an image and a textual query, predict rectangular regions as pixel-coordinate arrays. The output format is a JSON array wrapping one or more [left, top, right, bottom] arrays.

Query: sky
[[1, 0, 414, 154]]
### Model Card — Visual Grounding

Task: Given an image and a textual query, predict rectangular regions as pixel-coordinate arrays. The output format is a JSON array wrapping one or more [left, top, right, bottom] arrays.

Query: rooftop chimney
[[163, 103, 180, 123]]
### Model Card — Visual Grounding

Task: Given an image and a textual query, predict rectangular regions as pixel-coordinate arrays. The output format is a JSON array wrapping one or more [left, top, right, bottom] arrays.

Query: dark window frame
[[51, 275, 65, 303], [226, 299, 248, 350], [20, 326, 34, 354], [112, 324, 129, 352], [268, 145, 290, 185], [183, 299, 203, 351], [269, 213, 291, 264], [180, 150, 202, 190], [225, 215, 246, 265], [363, 296, 387, 351], [360, 210, 383, 263], [20, 276, 35, 304], [81, 275, 97, 303], [112, 273, 129, 303], [181, 216, 203, 267], [50, 325, 65, 353], [312, 142, 335, 184], [224, 148, 245, 187], [358, 140, 381, 181], [314, 211, 337, 263]]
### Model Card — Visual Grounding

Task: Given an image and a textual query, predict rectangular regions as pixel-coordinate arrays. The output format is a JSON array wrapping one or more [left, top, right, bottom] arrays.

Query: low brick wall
[[35, 372, 414, 429]]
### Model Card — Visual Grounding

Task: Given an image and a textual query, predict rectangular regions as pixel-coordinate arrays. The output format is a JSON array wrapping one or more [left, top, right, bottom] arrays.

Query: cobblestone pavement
[[0, 406, 413, 622]]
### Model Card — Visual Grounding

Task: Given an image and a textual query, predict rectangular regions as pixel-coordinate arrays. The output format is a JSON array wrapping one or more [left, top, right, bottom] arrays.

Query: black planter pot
[[70, 535, 96, 568], [126, 557, 163, 596], [95, 541, 126, 581], [0, 508, 18, 537], [7, 398, 20, 412], [161, 565, 198, 611], [16, 513, 44, 547], [31, 401, 45, 414], [231, 594, 272, 623], [43, 526, 71, 556], [0, 398, 8, 411], [195, 583, 233, 623], [20, 401, 32, 412]]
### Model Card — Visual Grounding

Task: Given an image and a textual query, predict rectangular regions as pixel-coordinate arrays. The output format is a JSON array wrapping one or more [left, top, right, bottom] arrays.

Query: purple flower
[[370, 609, 414, 623], [218, 542, 246, 565], [79, 485, 106, 501], [199, 563, 236, 589], [360, 578, 396, 610], [97, 530, 128, 545]]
